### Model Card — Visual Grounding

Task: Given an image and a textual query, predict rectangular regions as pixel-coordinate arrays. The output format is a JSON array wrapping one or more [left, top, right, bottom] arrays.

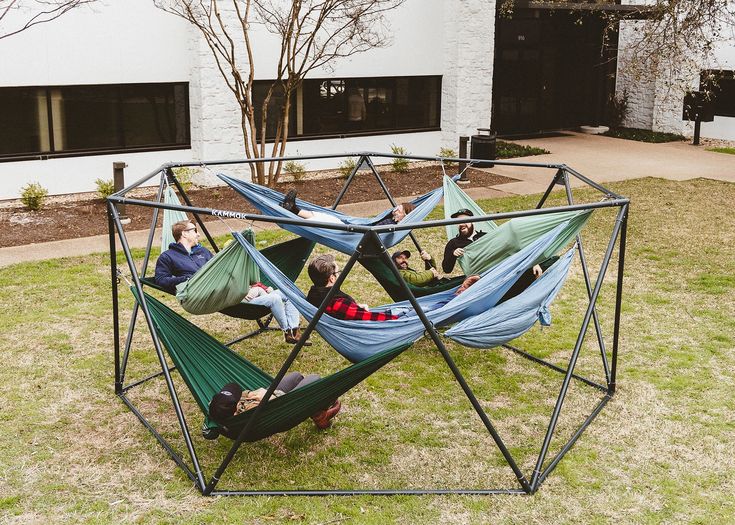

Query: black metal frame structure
[[107, 152, 629, 496]]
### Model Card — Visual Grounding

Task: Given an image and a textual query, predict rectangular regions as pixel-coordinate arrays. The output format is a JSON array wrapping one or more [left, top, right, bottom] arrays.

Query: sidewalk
[[2, 132, 732, 268]]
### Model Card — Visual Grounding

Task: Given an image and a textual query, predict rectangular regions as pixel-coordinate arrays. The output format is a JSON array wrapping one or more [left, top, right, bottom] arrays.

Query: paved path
[[1, 132, 732, 268]]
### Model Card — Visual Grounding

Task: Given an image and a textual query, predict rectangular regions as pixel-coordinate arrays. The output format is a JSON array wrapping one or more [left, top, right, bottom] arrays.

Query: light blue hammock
[[445, 248, 575, 348], [219, 174, 446, 254], [232, 221, 574, 362]]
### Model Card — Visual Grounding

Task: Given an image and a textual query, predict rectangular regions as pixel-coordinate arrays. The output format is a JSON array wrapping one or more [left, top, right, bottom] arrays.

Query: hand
[[420, 250, 432, 261], [266, 286, 274, 293], [453, 247, 465, 257], [358, 303, 369, 310], [532, 264, 543, 279], [430, 268, 441, 278]]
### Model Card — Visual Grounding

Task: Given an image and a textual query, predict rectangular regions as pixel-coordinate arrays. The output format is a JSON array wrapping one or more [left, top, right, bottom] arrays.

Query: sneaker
[[284, 328, 311, 346], [311, 400, 341, 430], [281, 189, 298, 213]]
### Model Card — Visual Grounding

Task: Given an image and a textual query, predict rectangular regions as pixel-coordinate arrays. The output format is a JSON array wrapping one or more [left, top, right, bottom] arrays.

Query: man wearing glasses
[[155, 220, 213, 293]]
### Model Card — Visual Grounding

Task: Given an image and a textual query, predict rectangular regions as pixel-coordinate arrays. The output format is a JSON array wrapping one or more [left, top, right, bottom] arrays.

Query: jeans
[[248, 289, 300, 331], [276, 372, 320, 392]]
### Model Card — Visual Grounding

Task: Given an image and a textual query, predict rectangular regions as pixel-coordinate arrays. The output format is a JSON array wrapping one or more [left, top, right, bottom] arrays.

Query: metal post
[[609, 204, 628, 394], [693, 117, 701, 145], [371, 231, 532, 494], [113, 162, 128, 222], [530, 205, 626, 491], [331, 155, 368, 209], [458, 136, 469, 183], [203, 245, 365, 495], [535, 168, 565, 209], [110, 204, 207, 492], [108, 202, 122, 394]]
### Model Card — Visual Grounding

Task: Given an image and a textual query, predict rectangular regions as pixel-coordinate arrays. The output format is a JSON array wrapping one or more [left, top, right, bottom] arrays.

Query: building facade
[[0, 0, 732, 199]]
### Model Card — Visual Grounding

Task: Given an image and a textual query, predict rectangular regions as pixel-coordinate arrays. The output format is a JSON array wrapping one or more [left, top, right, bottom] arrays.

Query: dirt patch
[[1, 166, 515, 248]]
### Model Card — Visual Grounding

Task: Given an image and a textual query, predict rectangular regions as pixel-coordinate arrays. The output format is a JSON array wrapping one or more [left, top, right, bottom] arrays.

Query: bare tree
[[156, 0, 404, 185], [0, 0, 95, 40]]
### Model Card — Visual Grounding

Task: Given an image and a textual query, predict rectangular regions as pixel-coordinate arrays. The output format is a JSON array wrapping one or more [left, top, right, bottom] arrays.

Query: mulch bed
[[1, 166, 515, 248]]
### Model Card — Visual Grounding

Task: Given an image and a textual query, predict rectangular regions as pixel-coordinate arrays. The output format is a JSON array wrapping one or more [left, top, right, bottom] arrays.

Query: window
[[253, 76, 441, 140], [700, 70, 735, 118], [0, 82, 190, 160]]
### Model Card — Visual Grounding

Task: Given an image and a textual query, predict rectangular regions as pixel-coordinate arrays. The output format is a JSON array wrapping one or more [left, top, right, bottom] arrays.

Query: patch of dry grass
[[1, 177, 734, 523]]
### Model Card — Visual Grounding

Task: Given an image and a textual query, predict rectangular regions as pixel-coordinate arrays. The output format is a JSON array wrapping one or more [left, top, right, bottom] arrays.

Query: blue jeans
[[248, 289, 300, 331]]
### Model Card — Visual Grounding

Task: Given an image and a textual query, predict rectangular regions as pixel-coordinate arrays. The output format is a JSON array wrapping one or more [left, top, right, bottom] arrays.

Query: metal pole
[[167, 168, 219, 252], [203, 245, 366, 496], [609, 203, 628, 394], [562, 173, 611, 385], [108, 202, 122, 394], [530, 205, 626, 490], [535, 168, 565, 209], [693, 118, 701, 146], [113, 162, 128, 220], [371, 231, 532, 494], [458, 136, 469, 183], [110, 205, 207, 492], [331, 155, 367, 209]]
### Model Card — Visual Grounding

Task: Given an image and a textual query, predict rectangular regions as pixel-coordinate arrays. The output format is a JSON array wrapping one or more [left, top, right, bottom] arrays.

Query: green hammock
[[144, 234, 315, 320], [161, 187, 189, 252], [442, 176, 591, 275], [359, 257, 467, 302], [135, 289, 409, 441]]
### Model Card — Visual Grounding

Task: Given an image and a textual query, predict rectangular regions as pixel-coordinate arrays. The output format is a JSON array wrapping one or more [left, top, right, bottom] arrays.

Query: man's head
[[450, 208, 475, 238], [391, 202, 415, 223], [208, 382, 243, 422], [391, 250, 411, 270], [308, 254, 340, 287], [172, 220, 199, 247]]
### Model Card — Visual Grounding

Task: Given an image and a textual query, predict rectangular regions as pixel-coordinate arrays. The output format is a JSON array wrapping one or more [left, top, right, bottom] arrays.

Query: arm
[[326, 297, 397, 321], [400, 268, 437, 287], [154, 253, 189, 292], [420, 250, 436, 270], [442, 241, 457, 273]]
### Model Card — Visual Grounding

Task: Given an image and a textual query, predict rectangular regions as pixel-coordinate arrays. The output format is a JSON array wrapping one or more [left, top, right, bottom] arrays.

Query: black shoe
[[281, 190, 299, 214]]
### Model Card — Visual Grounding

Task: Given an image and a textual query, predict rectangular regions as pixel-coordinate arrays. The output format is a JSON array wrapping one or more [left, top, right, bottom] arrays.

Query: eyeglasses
[[183, 227, 198, 233], [332, 270, 341, 277]]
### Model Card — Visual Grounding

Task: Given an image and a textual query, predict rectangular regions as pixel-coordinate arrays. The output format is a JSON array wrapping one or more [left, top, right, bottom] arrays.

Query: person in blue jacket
[[155, 220, 308, 344]]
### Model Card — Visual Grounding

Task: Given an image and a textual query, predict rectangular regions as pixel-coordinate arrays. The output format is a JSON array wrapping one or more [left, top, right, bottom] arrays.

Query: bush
[[495, 141, 549, 159], [602, 127, 686, 143], [338, 158, 357, 179], [20, 182, 49, 211], [284, 159, 307, 182], [95, 178, 116, 199], [390, 144, 410, 173], [173, 167, 195, 191], [606, 91, 629, 128], [439, 147, 458, 168]]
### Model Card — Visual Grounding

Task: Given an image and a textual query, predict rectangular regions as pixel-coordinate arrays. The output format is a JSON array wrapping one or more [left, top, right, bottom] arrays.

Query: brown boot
[[284, 328, 311, 346], [311, 400, 341, 430]]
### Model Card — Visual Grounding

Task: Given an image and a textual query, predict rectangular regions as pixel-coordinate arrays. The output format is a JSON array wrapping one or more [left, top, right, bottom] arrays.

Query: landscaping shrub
[[390, 144, 410, 173], [495, 141, 549, 159], [95, 178, 116, 199], [439, 147, 458, 168], [284, 159, 307, 182], [173, 167, 195, 191], [338, 158, 357, 179], [20, 182, 49, 211], [603, 127, 686, 143]]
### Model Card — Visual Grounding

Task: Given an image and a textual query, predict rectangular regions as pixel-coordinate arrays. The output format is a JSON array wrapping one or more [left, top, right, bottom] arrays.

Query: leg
[[249, 292, 288, 330], [283, 295, 301, 331], [276, 371, 305, 393]]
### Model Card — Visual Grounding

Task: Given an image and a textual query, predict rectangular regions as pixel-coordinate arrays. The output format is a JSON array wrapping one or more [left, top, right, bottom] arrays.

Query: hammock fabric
[[218, 174, 446, 254], [445, 248, 575, 348], [358, 256, 467, 303], [233, 222, 574, 362], [161, 187, 189, 252], [443, 176, 591, 276], [145, 234, 315, 320], [134, 288, 409, 441]]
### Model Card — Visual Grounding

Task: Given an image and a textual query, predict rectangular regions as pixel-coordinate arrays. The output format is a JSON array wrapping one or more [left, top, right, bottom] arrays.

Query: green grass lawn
[[706, 146, 735, 155], [1, 177, 734, 523]]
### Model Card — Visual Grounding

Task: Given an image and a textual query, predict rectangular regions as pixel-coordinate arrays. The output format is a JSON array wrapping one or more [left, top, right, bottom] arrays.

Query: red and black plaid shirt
[[325, 297, 397, 322], [307, 286, 397, 322]]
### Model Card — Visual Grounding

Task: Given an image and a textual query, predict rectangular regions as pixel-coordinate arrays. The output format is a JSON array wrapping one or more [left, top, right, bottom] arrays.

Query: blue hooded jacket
[[154, 242, 213, 293]]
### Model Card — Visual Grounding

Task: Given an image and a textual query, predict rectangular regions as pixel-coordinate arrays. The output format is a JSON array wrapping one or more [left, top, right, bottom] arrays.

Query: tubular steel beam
[[108, 203, 122, 394], [609, 204, 628, 394], [529, 205, 627, 490], [167, 168, 219, 252], [211, 488, 528, 497]]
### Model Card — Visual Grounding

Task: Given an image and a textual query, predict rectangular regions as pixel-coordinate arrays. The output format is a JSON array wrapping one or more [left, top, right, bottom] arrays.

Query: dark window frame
[[253, 75, 442, 142], [0, 82, 191, 162], [700, 70, 735, 118]]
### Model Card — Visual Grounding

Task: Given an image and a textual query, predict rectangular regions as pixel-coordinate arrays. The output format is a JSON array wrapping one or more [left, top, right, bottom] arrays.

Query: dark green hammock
[[359, 257, 466, 302], [135, 289, 410, 442], [142, 234, 315, 321]]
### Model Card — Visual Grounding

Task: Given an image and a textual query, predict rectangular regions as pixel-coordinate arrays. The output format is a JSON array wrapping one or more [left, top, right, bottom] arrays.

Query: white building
[[0, 0, 732, 199]]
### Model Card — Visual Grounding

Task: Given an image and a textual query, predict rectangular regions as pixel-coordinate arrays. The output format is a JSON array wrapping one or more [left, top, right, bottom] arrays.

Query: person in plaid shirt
[[306, 254, 398, 322]]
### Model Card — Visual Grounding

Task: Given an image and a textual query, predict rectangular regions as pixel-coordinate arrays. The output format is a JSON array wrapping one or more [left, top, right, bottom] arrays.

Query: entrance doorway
[[492, 9, 617, 135]]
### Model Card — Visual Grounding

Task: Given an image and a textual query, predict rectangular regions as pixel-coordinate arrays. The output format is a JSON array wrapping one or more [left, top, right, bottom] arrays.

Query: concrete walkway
[[1, 132, 732, 268]]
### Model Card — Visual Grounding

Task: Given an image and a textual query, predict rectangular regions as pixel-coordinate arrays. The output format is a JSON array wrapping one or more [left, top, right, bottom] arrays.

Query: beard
[[458, 223, 474, 238]]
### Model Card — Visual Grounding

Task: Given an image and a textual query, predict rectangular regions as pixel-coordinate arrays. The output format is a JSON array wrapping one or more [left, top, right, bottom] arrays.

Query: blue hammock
[[219, 174, 446, 254], [232, 221, 573, 362], [444, 248, 575, 348]]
